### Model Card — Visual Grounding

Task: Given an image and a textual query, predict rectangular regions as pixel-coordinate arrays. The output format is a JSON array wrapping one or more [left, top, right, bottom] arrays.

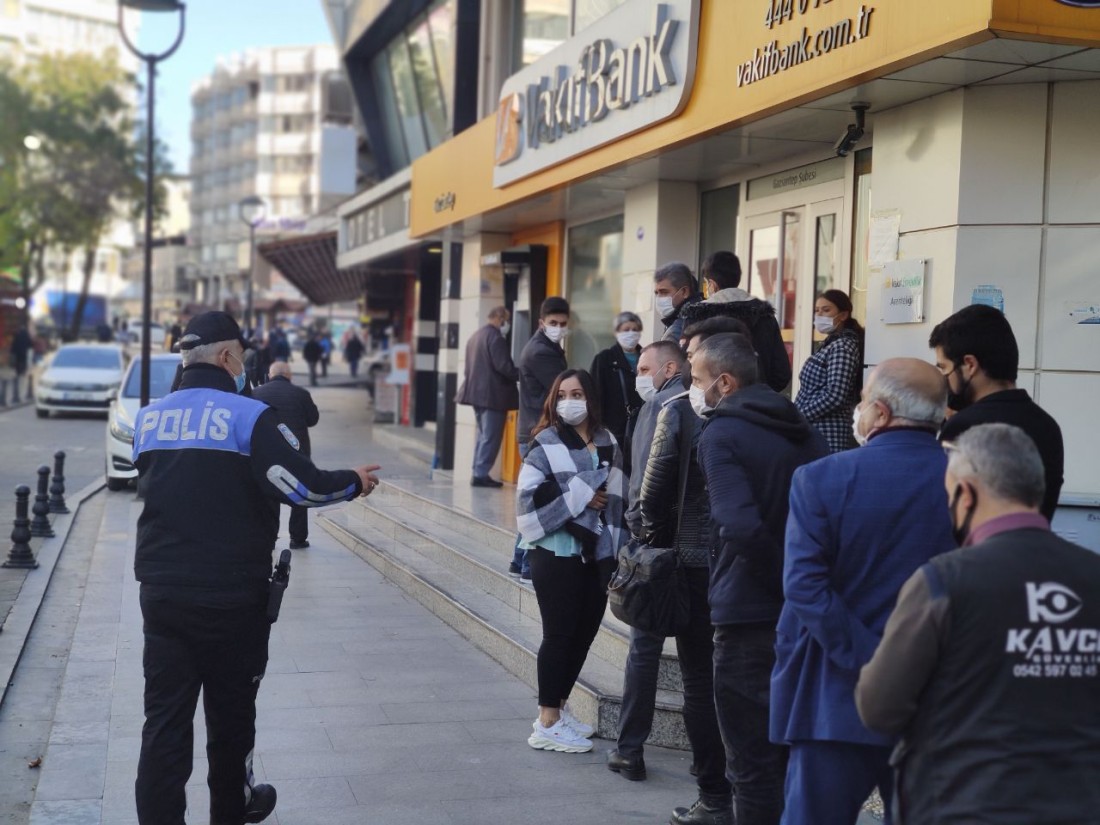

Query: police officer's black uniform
[[132, 313, 363, 825]]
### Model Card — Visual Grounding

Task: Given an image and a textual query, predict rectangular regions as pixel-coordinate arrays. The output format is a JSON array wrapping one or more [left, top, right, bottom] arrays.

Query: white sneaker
[[527, 719, 593, 753], [560, 705, 594, 738]]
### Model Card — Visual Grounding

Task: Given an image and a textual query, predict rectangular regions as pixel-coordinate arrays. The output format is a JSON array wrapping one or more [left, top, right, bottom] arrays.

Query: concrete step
[[319, 489, 689, 750], [343, 484, 685, 693]]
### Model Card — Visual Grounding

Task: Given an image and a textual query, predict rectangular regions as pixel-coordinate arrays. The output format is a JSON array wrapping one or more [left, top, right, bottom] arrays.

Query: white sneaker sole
[[527, 733, 593, 753]]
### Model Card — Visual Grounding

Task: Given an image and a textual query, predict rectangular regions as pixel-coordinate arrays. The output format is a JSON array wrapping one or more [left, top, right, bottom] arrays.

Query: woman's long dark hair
[[821, 289, 865, 337], [531, 368, 603, 438]]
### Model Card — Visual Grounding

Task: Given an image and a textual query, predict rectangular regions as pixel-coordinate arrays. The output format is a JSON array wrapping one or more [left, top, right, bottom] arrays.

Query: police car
[[105, 352, 180, 491]]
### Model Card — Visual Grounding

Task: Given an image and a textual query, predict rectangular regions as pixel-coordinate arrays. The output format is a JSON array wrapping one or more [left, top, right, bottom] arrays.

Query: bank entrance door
[[741, 197, 845, 395]]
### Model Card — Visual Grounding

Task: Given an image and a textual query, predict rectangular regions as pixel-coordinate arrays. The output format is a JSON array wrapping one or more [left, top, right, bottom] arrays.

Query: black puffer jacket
[[680, 293, 792, 392], [639, 396, 709, 567]]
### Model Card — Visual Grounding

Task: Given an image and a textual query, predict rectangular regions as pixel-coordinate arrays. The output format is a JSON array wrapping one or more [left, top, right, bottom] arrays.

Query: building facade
[[396, 0, 1100, 543], [188, 44, 357, 319]]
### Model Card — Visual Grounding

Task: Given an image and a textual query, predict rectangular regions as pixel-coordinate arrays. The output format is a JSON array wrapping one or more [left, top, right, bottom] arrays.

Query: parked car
[[105, 353, 180, 491], [35, 344, 127, 418], [120, 321, 166, 348]]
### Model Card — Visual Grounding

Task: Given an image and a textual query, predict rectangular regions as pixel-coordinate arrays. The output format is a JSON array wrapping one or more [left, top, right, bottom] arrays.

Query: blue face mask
[[229, 352, 248, 393]]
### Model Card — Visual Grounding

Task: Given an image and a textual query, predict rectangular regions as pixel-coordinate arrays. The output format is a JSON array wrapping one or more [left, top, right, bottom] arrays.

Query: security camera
[[835, 103, 869, 157]]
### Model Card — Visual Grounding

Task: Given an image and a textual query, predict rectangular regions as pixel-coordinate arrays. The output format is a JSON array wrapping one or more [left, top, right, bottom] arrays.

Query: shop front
[[410, 0, 1100, 530]]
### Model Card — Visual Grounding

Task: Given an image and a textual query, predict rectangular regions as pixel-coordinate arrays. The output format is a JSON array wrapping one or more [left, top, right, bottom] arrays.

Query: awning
[[257, 230, 425, 308]]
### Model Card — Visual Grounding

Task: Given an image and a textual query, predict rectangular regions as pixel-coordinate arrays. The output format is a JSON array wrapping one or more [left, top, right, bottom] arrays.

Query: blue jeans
[[511, 441, 531, 574], [472, 407, 506, 478], [713, 622, 788, 825], [782, 740, 894, 825]]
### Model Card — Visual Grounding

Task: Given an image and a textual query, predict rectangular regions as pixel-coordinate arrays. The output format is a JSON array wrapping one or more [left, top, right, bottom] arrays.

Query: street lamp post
[[118, 0, 186, 408], [238, 196, 266, 335]]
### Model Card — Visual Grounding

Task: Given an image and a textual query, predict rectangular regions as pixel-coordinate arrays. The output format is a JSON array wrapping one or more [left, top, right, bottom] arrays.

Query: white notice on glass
[[868, 211, 901, 268]]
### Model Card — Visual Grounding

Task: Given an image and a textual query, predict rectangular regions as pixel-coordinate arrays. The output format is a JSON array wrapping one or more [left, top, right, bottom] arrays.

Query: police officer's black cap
[[178, 311, 250, 351]]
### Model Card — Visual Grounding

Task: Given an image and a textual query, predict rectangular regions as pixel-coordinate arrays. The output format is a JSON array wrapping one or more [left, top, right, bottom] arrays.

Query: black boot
[[606, 749, 647, 781], [669, 796, 733, 825]]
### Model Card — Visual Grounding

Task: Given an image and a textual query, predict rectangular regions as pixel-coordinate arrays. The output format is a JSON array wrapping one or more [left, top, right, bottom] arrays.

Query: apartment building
[[188, 44, 356, 319]]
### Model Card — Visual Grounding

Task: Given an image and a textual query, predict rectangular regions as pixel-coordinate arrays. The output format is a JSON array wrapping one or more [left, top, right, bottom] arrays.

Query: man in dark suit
[[455, 306, 519, 487], [252, 361, 320, 549], [771, 358, 956, 825]]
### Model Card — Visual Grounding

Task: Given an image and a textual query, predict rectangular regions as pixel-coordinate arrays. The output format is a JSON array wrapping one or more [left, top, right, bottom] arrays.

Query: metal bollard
[[3, 486, 38, 569], [30, 466, 54, 539], [49, 450, 69, 514]]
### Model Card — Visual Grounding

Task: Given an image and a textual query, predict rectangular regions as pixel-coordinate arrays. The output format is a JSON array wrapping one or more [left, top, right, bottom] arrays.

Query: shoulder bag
[[607, 408, 693, 636]]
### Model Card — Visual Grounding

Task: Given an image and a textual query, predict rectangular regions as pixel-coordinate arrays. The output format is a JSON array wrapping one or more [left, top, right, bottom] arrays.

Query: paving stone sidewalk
[[9, 387, 702, 824]]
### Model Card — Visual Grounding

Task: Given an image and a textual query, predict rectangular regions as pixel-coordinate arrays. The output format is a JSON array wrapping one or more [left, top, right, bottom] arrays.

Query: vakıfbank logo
[[495, 93, 523, 166]]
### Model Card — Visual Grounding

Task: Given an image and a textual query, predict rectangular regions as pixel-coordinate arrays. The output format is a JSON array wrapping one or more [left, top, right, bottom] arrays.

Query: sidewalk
[[7, 386, 702, 824]]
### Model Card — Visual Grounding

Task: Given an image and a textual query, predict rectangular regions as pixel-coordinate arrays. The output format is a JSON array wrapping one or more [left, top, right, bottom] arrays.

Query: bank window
[[566, 214, 625, 369]]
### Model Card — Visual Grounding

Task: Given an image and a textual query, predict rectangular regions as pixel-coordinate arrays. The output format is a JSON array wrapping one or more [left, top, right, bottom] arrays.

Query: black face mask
[[949, 483, 977, 546], [946, 365, 972, 412]]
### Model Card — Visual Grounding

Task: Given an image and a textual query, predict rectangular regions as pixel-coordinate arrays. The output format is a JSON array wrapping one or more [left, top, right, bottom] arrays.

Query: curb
[[0, 477, 105, 708]]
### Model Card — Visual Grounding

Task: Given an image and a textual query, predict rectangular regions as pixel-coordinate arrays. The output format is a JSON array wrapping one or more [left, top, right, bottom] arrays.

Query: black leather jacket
[[639, 397, 709, 567]]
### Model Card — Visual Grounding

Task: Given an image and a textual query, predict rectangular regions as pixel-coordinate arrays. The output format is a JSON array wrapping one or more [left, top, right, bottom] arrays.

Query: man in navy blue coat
[[770, 358, 956, 825], [677, 333, 827, 825]]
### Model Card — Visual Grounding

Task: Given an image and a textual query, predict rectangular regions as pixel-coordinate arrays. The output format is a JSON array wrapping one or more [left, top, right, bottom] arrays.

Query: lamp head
[[239, 196, 267, 228]]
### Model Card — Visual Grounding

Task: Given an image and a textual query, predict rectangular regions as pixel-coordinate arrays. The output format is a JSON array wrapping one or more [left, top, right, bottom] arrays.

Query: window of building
[[408, 15, 448, 147], [261, 75, 277, 94], [572, 0, 627, 34], [699, 184, 740, 276], [566, 213, 625, 368], [427, 0, 457, 132], [280, 74, 312, 93], [515, 0, 570, 68], [387, 37, 429, 160]]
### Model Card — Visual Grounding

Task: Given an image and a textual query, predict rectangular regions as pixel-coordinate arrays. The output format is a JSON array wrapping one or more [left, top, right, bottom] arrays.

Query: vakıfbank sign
[[493, 0, 700, 188]]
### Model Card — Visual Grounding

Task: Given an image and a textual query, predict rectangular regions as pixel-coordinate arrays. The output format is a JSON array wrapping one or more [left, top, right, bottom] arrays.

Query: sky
[[135, 0, 334, 174]]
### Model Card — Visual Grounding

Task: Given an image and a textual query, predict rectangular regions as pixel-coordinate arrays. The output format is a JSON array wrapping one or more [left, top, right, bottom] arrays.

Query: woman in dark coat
[[589, 311, 643, 469]]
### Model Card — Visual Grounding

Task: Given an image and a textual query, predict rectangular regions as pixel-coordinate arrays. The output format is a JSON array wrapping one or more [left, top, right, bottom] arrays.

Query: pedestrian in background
[[344, 330, 365, 378], [456, 306, 519, 488], [302, 332, 322, 387], [682, 251, 792, 392], [772, 358, 955, 825], [590, 311, 643, 470], [857, 423, 1100, 825], [655, 261, 701, 343], [272, 328, 290, 363], [253, 361, 321, 549], [794, 289, 864, 453], [679, 333, 826, 825], [517, 368, 625, 755], [131, 311, 380, 825], [929, 304, 1064, 521], [610, 340, 688, 781], [510, 296, 569, 579], [0, 335, 15, 406], [319, 333, 331, 378], [9, 322, 33, 403]]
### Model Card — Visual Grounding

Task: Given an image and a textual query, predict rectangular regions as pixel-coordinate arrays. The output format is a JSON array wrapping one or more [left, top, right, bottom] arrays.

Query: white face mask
[[814, 315, 836, 335], [635, 374, 656, 402], [616, 330, 641, 350], [543, 325, 566, 344], [852, 405, 868, 447], [499, 321, 510, 336], [689, 378, 719, 418], [655, 295, 676, 318], [556, 399, 588, 426]]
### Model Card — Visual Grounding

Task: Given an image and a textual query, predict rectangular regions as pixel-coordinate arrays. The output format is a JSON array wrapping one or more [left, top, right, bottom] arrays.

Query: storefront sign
[[738, 2, 877, 87], [881, 259, 926, 324], [747, 158, 845, 200], [434, 192, 456, 213], [493, 0, 700, 188], [344, 188, 410, 252], [386, 343, 411, 385]]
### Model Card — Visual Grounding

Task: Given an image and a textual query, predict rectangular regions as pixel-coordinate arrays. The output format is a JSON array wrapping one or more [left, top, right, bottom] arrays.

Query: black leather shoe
[[669, 797, 732, 825], [289, 540, 310, 549], [471, 476, 504, 488], [244, 783, 277, 823], [606, 749, 646, 781]]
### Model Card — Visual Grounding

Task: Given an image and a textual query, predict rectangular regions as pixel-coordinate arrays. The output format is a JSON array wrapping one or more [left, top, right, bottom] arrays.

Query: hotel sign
[[493, 0, 700, 188]]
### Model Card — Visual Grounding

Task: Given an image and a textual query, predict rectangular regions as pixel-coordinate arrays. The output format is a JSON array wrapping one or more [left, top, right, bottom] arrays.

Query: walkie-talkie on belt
[[267, 549, 292, 623]]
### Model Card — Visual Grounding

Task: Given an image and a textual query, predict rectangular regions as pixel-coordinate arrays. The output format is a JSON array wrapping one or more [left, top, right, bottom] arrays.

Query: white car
[[105, 353, 180, 491], [35, 344, 127, 418]]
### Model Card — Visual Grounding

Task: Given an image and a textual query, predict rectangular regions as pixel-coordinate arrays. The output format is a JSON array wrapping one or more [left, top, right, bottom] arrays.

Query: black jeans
[[618, 568, 730, 799], [713, 622, 788, 825], [289, 504, 308, 543], [136, 587, 270, 825], [528, 547, 614, 708]]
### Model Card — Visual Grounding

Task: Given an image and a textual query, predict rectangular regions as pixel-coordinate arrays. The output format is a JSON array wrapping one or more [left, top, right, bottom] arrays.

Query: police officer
[[132, 312, 380, 825]]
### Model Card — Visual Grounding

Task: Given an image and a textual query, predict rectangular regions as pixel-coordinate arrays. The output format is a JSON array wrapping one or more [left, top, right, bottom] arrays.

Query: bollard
[[49, 450, 69, 514], [30, 466, 54, 539], [3, 486, 38, 569]]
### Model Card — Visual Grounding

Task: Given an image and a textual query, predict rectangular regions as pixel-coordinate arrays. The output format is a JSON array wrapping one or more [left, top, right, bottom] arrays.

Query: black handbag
[[607, 408, 693, 636]]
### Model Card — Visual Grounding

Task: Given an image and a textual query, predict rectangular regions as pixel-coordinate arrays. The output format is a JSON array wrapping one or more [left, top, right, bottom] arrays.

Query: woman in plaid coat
[[795, 289, 865, 453], [516, 368, 626, 754]]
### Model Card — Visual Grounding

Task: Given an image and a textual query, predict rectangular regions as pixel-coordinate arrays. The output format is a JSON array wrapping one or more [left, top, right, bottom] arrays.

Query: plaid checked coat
[[516, 424, 627, 563], [794, 327, 862, 453]]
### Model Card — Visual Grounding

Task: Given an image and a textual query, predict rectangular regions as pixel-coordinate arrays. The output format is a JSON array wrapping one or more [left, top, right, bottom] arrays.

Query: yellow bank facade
[[410, 0, 1100, 543]]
